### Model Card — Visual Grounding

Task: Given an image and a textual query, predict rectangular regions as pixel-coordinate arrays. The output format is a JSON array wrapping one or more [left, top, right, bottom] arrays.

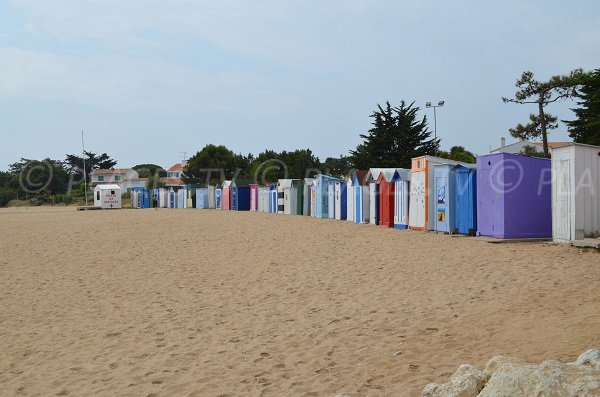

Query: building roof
[[90, 168, 132, 175], [94, 184, 121, 190], [168, 163, 185, 172], [533, 141, 572, 149], [165, 178, 185, 186]]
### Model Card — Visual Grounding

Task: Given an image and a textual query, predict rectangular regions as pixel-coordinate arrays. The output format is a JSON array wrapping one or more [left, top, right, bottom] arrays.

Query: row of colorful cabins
[[135, 144, 600, 243]]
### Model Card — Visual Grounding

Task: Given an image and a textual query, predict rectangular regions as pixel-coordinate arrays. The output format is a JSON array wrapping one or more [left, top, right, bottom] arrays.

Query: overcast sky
[[1, 0, 599, 169]]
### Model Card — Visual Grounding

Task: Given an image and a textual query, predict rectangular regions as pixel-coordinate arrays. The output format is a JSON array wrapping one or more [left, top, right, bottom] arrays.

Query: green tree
[[565, 69, 600, 146], [321, 155, 352, 177], [437, 146, 476, 163], [8, 158, 70, 195], [248, 149, 281, 183], [502, 69, 585, 156], [64, 151, 117, 183], [519, 144, 548, 158], [133, 164, 167, 178], [350, 101, 438, 169], [182, 144, 238, 184], [146, 175, 166, 189], [508, 113, 558, 141]]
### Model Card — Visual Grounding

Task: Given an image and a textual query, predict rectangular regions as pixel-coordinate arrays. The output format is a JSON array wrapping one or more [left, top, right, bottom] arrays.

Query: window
[[115, 175, 121, 181], [96, 191, 100, 200], [111, 190, 115, 195], [175, 172, 180, 178], [97, 175, 104, 182]]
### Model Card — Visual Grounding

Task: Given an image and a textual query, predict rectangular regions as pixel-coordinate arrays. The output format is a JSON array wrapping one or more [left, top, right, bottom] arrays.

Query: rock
[[574, 349, 600, 370], [422, 364, 485, 397], [479, 358, 600, 397], [483, 355, 525, 380]]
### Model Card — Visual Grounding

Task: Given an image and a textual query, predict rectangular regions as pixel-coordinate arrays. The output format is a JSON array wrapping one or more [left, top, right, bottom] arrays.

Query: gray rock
[[575, 349, 600, 370], [479, 358, 600, 397], [422, 364, 485, 397]]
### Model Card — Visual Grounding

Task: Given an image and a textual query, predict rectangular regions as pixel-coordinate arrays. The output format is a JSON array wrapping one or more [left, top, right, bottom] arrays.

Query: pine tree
[[350, 101, 438, 169], [565, 69, 600, 146]]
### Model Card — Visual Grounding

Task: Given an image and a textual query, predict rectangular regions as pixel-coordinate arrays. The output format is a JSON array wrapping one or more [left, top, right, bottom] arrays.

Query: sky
[[1, 0, 599, 169]]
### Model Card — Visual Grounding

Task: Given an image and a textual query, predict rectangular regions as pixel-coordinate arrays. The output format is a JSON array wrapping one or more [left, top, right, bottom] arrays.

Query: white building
[[94, 184, 122, 209], [90, 168, 147, 191]]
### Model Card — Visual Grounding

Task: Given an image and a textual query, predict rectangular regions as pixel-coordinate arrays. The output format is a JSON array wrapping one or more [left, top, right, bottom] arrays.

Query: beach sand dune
[[0, 207, 598, 396]]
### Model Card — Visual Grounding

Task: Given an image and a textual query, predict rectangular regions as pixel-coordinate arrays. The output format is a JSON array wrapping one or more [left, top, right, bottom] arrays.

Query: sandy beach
[[0, 207, 598, 396]]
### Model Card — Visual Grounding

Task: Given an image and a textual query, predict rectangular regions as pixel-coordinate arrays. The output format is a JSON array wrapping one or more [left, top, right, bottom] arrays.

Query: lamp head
[[438, 100, 445, 106], [425, 102, 432, 107]]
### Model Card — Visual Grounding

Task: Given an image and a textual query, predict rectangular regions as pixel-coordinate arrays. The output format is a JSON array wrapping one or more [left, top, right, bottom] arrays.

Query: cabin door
[[553, 159, 572, 241], [409, 171, 425, 228], [435, 174, 449, 232]]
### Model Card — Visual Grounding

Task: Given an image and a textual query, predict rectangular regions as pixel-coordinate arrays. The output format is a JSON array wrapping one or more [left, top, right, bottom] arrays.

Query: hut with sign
[[94, 184, 122, 209], [408, 156, 468, 231]]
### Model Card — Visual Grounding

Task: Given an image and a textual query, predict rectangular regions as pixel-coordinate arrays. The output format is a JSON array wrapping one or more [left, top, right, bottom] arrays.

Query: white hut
[[346, 174, 355, 222], [551, 143, 600, 243], [303, 178, 316, 216], [277, 179, 300, 215], [93, 184, 122, 209], [258, 186, 269, 212]]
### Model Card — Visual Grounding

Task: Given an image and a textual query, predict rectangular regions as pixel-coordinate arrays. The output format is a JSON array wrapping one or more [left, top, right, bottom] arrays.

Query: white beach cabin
[[346, 174, 355, 222], [94, 184, 122, 209], [551, 143, 600, 243]]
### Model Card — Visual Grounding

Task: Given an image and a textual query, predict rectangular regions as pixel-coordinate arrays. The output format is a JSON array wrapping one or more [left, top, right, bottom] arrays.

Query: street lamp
[[426, 100, 445, 156]]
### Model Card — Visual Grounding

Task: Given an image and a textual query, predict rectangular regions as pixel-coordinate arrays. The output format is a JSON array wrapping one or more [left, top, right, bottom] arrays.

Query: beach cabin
[[433, 164, 456, 233], [168, 187, 187, 208], [314, 174, 343, 218], [345, 174, 355, 222], [268, 184, 278, 213], [408, 156, 468, 231], [303, 178, 316, 216], [277, 179, 301, 215], [477, 153, 552, 239], [334, 180, 347, 220], [373, 168, 410, 228], [453, 165, 478, 235], [94, 184, 122, 209], [131, 187, 150, 209], [310, 180, 317, 217], [207, 185, 216, 209], [152, 188, 168, 208], [366, 169, 385, 225], [231, 181, 251, 211], [551, 143, 600, 243], [257, 186, 268, 212], [215, 186, 222, 209], [222, 180, 232, 210], [249, 184, 259, 212], [393, 169, 411, 229], [352, 170, 370, 224], [195, 187, 209, 209], [292, 179, 303, 215]]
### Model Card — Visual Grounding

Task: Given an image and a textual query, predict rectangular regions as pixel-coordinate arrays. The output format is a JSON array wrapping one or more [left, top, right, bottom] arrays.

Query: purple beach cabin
[[476, 153, 552, 239]]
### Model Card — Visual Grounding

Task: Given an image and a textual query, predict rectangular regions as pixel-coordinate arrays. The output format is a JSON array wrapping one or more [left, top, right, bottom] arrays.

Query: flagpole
[[82, 130, 88, 207]]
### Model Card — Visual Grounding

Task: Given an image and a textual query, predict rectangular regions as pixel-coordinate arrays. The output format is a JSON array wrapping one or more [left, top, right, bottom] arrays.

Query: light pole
[[426, 100, 445, 156]]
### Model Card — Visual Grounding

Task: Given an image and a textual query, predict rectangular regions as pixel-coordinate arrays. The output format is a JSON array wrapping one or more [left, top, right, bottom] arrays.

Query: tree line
[[1, 67, 598, 207]]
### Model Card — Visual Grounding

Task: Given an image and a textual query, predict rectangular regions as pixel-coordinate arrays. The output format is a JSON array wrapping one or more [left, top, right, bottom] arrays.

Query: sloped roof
[[94, 184, 121, 190], [277, 179, 300, 188], [168, 163, 184, 172], [90, 168, 132, 175]]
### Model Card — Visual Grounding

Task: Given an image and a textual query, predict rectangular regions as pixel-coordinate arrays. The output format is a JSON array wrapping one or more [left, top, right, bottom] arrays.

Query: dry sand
[[0, 207, 599, 397]]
